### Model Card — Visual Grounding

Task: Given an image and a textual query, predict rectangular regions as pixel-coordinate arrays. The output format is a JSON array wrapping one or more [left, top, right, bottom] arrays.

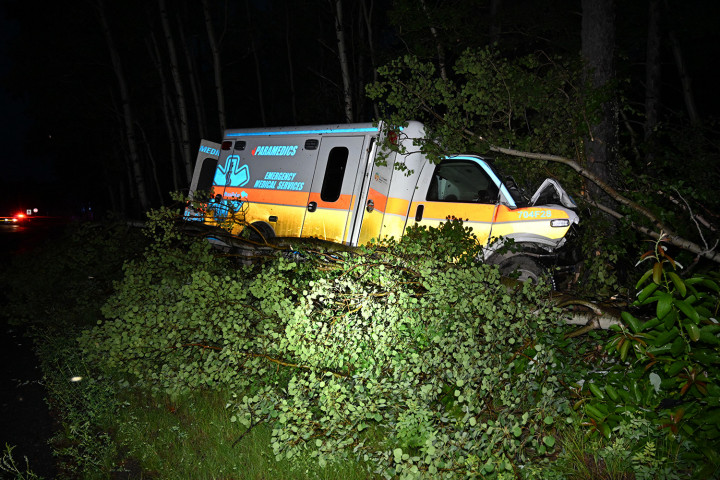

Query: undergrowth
[[2, 212, 718, 479]]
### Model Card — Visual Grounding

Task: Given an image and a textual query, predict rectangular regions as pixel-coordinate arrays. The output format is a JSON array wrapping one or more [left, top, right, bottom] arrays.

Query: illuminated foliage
[[79, 209, 571, 478]]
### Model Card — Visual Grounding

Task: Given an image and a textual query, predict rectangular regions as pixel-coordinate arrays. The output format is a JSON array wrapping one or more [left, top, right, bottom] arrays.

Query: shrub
[[80, 210, 571, 478]]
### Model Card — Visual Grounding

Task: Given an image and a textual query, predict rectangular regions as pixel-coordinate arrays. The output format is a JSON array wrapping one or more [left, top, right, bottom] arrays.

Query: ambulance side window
[[426, 160, 499, 204], [196, 157, 218, 200], [320, 147, 349, 202]]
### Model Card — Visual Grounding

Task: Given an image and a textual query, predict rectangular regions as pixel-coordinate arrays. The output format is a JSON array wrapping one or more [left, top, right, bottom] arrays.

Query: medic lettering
[[252, 145, 298, 156], [199, 145, 220, 156], [253, 171, 305, 191]]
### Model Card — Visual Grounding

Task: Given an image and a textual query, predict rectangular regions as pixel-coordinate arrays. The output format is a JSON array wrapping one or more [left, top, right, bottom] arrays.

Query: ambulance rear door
[[301, 136, 369, 244]]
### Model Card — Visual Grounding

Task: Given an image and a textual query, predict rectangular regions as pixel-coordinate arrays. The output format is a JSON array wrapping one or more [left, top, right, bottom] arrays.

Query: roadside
[[1, 223, 58, 478]]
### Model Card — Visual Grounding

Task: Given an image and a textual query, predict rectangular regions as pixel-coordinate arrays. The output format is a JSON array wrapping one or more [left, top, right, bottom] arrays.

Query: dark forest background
[[1, 0, 718, 218]]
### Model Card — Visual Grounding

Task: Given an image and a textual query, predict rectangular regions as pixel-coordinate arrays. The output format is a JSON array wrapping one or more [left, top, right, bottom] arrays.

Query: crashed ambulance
[[185, 121, 579, 281]]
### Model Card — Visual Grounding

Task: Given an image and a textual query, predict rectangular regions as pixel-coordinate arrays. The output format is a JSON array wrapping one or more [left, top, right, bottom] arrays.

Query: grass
[[110, 389, 378, 479]]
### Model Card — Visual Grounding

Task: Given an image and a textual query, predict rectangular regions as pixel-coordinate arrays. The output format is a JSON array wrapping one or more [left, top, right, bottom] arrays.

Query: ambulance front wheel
[[497, 255, 554, 289]]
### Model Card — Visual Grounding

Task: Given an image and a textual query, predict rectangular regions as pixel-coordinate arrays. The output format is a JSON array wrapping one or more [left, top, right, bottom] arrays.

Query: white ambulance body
[[187, 121, 579, 264]]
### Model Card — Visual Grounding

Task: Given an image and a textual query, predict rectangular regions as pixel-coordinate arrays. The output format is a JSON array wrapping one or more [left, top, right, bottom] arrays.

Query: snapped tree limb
[[462, 129, 720, 265]]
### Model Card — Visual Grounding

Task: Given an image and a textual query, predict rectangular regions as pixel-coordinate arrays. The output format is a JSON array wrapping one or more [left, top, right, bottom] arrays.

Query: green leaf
[[635, 269, 653, 290], [652, 262, 663, 285], [685, 323, 701, 342], [674, 299, 700, 323], [656, 292, 673, 319], [543, 435, 555, 447], [637, 283, 659, 303], [668, 272, 687, 297], [621, 311, 642, 333]]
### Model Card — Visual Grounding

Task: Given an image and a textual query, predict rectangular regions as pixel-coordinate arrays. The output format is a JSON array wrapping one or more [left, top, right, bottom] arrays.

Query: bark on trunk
[[664, 1, 700, 124], [245, 0, 267, 126], [644, 0, 661, 149], [97, 0, 150, 212], [285, 4, 298, 124], [581, 0, 617, 204], [202, 0, 227, 133], [333, 0, 354, 122], [360, 0, 380, 119], [159, 0, 193, 183], [177, 11, 207, 139], [420, 0, 448, 81], [147, 34, 181, 192]]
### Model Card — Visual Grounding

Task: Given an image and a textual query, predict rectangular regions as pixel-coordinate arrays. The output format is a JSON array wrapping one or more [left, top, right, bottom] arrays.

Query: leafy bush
[[79, 210, 572, 478], [583, 235, 720, 478]]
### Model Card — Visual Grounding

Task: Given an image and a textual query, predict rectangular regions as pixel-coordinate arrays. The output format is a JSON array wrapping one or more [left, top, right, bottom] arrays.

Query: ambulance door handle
[[415, 204, 424, 222], [366, 199, 374, 212], [307, 201, 317, 213]]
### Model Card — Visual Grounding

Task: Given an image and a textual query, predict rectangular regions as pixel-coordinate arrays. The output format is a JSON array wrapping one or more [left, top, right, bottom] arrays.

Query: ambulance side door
[[405, 158, 499, 246], [301, 136, 367, 243]]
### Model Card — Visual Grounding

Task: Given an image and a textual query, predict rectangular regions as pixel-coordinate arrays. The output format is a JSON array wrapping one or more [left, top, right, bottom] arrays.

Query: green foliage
[[0, 444, 42, 480], [366, 47, 590, 195], [0, 220, 146, 335], [79, 212, 571, 478], [571, 212, 633, 298], [582, 235, 720, 478]]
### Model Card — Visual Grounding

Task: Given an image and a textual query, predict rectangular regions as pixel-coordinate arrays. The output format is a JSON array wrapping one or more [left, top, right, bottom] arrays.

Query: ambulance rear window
[[320, 147, 348, 202], [196, 157, 218, 198]]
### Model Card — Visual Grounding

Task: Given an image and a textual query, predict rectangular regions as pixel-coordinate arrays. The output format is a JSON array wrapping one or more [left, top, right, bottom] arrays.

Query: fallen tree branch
[[460, 129, 720, 265], [592, 201, 720, 264]]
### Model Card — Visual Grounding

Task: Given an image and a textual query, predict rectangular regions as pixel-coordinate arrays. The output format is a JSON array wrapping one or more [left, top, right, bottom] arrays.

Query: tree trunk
[[147, 33, 181, 192], [664, 1, 699, 124], [489, 0, 502, 45], [245, 0, 267, 126], [202, 0, 227, 133], [333, 0, 354, 122], [176, 10, 207, 139], [644, 0, 661, 152], [360, 0, 380, 119], [159, 0, 193, 183], [285, 4, 298, 124], [581, 0, 617, 204], [419, 0, 448, 81], [97, 0, 150, 212]]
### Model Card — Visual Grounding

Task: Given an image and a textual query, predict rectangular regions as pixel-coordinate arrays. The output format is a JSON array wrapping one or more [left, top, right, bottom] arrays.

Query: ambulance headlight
[[550, 219, 570, 228]]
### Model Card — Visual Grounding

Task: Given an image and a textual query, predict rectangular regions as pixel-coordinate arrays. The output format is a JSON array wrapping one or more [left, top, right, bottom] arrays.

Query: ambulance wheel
[[498, 255, 554, 289], [245, 222, 275, 243]]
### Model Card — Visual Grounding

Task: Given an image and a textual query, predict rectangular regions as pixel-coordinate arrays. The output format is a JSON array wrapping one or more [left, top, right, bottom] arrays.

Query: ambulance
[[185, 121, 579, 281]]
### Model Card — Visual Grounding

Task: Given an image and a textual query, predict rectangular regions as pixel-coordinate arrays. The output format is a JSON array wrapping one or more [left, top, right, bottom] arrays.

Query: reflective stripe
[[227, 127, 378, 137]]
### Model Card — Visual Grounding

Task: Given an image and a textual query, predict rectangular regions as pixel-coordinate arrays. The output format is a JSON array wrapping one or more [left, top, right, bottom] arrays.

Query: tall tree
[[644, 0, 661, 152], [202, 0, 227, 133], [581, 0, 617, 203], [333, 0, 354, 122], [663, 0, 699, 124], [159, 0, 193, 183], [97, 0, 150, 212]]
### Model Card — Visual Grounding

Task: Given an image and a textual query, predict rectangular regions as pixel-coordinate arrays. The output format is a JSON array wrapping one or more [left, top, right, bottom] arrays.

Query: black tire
[[498, 255, 554, 288], [245, 222, 275, 243]]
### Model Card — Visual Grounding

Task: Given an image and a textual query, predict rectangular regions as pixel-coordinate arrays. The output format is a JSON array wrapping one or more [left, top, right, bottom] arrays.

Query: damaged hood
[[530, 178, 577, 209]]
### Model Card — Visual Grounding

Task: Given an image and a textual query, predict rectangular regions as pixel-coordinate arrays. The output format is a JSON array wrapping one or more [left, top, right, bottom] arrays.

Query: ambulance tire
[[245, 222, 275, 243], [498, 255, 555, 289]]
